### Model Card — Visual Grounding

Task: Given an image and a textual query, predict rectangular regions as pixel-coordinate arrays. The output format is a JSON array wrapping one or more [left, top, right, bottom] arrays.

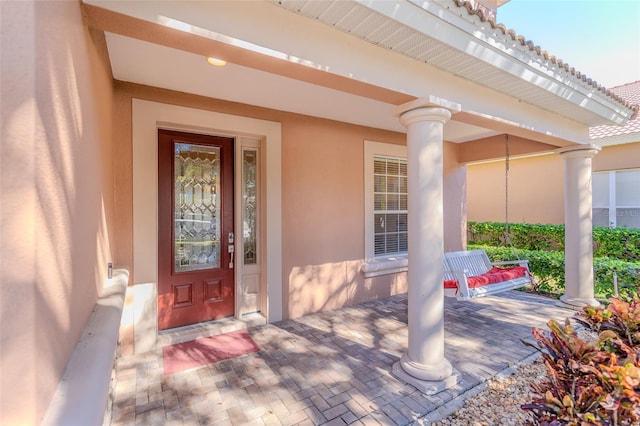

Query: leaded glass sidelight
[[174, 143, 220, 272], [243, 149, 258, 265]]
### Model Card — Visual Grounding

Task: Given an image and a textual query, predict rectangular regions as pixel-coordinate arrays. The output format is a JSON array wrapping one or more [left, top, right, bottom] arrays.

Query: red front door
[[158, 129, 235, 330]]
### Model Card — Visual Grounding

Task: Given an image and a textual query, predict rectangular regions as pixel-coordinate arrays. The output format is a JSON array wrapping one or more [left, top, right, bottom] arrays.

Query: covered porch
[[83, 0, 635, 395], [4, 0, 638, 423], [108, 291, 574, 425]]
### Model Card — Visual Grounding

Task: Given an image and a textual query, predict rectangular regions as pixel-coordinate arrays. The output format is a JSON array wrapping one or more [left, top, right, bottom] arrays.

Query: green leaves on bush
[[468, 222, 640, 261], [593, 261, 640, 302], [592, 228, 640, 263], [469, 222, 565, 251]]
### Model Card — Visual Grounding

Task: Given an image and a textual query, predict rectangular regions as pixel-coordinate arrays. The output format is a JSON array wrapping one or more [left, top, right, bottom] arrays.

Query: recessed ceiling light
[[207, 57, 227, 67]]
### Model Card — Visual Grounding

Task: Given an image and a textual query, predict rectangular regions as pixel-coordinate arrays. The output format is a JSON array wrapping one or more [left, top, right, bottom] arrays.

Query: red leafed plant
[[521, 295, 640, 425]]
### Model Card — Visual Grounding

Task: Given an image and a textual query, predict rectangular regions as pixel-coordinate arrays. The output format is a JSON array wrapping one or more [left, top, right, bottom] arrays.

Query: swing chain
[[503, 135, 534, 285]]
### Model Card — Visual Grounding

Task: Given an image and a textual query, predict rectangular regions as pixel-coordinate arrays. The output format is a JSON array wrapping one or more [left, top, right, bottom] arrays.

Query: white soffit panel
[[104, 33, 405, 133], [271, 0, 633, 127]]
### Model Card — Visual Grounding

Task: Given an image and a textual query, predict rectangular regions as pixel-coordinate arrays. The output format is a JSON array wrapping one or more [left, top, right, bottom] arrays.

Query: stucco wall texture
[[0, 1, 115, 424], [113, 83, 466, 321], [467, 142, 640, 225], [1, 2, 470, 420]]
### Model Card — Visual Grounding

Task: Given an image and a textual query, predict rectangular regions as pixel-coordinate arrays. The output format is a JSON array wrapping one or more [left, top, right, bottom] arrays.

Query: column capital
[[393, 95, 460, 127], [398, 107, 452, 127], [556, 143, 601, 159]]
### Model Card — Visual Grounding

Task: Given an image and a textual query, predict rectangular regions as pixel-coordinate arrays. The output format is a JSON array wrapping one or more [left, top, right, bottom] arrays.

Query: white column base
[[392, 361, 458, 395], [558, 294, 600, 310], [399, 353, 453, 381]]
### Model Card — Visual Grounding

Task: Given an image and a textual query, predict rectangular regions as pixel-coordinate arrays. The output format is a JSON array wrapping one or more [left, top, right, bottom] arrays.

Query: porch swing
[[443, 135, 534, 301]]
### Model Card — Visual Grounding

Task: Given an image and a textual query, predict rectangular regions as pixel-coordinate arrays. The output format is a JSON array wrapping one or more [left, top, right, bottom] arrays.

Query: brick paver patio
[[108, 291, 574, 425]]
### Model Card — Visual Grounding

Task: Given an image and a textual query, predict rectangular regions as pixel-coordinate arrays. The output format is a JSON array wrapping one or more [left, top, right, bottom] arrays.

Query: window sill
[[361, 256, 408, 278]]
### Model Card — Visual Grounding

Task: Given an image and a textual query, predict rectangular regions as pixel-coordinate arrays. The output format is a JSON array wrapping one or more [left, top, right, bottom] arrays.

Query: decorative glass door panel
[[174, 143, 220, 272], [242, 150, 257, 265], [240, 145, 261, 315], [158, 130, 234, 330]]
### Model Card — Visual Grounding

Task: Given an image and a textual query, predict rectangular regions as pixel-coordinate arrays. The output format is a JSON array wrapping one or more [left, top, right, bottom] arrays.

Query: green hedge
[[592, 226, 640, 262], [468, 222, 640, 261], [470, 244, 640, 301]]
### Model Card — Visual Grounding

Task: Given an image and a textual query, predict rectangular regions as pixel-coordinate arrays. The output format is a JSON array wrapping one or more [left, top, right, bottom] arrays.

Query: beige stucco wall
[[467, 153, 565, 224], [0, 1, 115, 424], [444, 142, 467, 251], [467, 142, 640, 225], [113, 83, 467, 322], [592, 142, 640, 172], [282, 116, 408, 318]]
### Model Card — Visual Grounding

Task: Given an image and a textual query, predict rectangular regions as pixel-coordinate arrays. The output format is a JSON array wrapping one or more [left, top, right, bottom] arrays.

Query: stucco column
[[557, 144, 601, 308], [391, 97, 460, 394]]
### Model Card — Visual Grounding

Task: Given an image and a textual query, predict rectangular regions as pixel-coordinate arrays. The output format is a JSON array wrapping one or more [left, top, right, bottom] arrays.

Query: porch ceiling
[[104, 32, 496, 142], [84, 0, 635, 148]]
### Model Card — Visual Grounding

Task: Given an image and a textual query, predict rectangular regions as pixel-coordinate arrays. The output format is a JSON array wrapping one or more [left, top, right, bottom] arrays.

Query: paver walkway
[[108, 291, 574, 425]]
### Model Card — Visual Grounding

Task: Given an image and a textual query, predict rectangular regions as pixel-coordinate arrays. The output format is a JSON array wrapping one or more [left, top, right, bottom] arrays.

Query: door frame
[[157, 130, 236, 329], [129, 99, 282, 354]]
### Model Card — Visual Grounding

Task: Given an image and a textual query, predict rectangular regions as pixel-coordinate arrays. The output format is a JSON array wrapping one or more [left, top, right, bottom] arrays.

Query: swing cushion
[[443, 266, 528, 289]]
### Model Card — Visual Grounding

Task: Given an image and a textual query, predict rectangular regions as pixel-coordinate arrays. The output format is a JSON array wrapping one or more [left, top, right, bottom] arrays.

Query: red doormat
[[162, 329, 260, 375]]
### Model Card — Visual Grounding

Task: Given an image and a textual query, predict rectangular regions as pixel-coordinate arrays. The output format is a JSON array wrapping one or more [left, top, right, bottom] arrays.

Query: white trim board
[[132, 99, 282, 353]]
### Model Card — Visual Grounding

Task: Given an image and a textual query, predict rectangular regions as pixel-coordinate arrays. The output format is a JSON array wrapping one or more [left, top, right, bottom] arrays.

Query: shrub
[[593, 262, 640, 302], [521, 296, 640, 425], [468, 222, 565, 251], [468, 222, 640, 262], [593, 228, 640, 263]]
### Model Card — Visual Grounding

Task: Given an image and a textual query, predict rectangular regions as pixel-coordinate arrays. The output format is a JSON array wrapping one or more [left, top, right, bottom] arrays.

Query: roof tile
[[589, 81, 640, 140], [450, 0, 638, 116]]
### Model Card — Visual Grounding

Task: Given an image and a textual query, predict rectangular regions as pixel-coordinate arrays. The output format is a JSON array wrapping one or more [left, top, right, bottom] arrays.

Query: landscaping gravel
[[431, 326, 599, 426], [432, 359, 547, 426]]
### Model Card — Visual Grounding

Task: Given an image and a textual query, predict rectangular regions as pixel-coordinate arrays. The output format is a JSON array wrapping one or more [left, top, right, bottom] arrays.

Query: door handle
[[228, 244, 234, 269]]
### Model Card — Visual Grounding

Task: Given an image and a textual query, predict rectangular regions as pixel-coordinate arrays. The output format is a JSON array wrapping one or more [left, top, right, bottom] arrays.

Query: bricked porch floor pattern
[[108, 291, 574, 425]]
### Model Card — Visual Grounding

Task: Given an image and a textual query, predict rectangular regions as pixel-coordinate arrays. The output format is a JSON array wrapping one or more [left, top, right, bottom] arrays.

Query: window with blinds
[[373, 156, 408, 256], [592, 169, 640, 228]]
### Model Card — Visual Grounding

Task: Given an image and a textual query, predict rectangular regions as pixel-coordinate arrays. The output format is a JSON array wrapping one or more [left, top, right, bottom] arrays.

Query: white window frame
[[362, 140, 408, 278]]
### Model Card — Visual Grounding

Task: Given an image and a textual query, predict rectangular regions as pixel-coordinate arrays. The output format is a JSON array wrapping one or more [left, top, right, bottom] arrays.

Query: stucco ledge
[[361, 256, 408, 278], [41, 269, 129, 426]]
